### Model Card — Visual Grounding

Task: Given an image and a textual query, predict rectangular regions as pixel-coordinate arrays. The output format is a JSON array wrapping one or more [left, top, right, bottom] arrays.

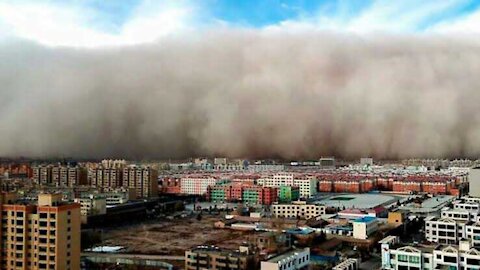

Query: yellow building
[[388, 211, 404, 225], [0, 193, 80, 270]]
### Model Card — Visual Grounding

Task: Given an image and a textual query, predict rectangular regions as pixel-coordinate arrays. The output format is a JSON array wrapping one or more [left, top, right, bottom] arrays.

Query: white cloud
[[0, 0, 193, 47], [268, 0, 473, 34], [429, 9, 480, 34]]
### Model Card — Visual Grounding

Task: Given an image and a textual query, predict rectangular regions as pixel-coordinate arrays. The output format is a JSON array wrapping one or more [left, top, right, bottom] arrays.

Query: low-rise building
[[74, 194, 107, 217], [381, 236, 480, 270], [185, 246, 255, 270], [352, 216, 379, 240], [271, 201, 325, 220], [333, 258, 359, 270], [260, 248, 310, 270]]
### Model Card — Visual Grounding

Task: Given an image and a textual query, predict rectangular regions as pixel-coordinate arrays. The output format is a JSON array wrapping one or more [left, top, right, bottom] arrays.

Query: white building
[[248, 164, 285, 173], [333, 258, 359, 270], [260, 248, 310, 270], [425, 216, 459, 244], [425, 198, 480, 245], [352, 216, 379, 240], [257, 173, 317, 198], [271, 201, 326, 220], [180, 176, 223, 195], [441, 207, 477, 222], [381, 236, 480, 270]]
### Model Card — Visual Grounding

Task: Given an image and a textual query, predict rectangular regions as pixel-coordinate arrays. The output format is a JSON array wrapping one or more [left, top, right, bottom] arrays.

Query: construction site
[[99, 215, 256, 255]]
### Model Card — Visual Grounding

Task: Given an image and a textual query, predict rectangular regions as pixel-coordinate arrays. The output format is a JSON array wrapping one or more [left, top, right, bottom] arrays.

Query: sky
[[1, 0, 480, 47]]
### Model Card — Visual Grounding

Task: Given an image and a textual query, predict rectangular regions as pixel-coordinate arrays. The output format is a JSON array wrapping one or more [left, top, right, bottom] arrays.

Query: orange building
[[0, 193, 81, 270]]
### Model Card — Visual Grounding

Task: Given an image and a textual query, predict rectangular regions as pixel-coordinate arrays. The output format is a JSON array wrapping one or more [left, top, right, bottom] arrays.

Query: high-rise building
[[32, 166, 52, 185], [122, 167, 158, 198], [51, 167, 87, 187], [0, 193, 81, 270], [88, 168, 123, 189], [33, 166, 87, 187]]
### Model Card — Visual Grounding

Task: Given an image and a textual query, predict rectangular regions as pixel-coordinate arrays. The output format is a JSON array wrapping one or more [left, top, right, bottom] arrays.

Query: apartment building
[[88, 168, 123, 189], [185, 246, 255, 270], [33, 166, 87, 187], [51, 167, 87, 187], [381, 236, 480, 270], [122, 167, 158, 198], [257, 173, 317, 198], [425, 198, 480, 245], [0, 193, 80, 270], [271, 201, 325, 220], [260, 248, 310, 270], [278, 186, 300, 203], [32, 166, 52, 185], [425, 217, 461, 244], [181, 176, 223, 195]]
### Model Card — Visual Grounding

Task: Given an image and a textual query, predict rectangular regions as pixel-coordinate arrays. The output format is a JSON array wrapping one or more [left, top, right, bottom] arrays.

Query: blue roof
[[354, 216, 376, 223]]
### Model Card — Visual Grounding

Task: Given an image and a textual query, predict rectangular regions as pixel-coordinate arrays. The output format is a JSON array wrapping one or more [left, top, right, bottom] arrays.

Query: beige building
[[74, 194, 106, 217], [33, 166, 87, 187], [0, 193, 80, 270], [51, 167, 87, 187], [122, 167, 158, 198], [271, 201, 326, 220], [32, 166, 52, 185], [185, 246, 255, 270], [88, 168, 123, 189]]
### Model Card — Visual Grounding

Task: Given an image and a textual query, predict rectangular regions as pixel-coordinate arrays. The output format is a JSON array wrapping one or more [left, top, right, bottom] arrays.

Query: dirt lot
[[102, 216, 254, 255]]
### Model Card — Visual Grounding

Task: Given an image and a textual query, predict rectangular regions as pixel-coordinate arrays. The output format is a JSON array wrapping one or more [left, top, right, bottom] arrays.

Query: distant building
[[271, 201, 326, 220], [207, 184, 277, 205], [88, 168, 123, 189], [122, 166, 158, 198], [74, 194, 107, 217], [100, 159, 126, 169], [181, 176, 223, 195], [319, 157, 335, 169], [214, 158, 228, 165], [33, 165, 87, 187], [0, 193, 81, 270], [360, 158, 373, 166], [257, 173, 317, 198]]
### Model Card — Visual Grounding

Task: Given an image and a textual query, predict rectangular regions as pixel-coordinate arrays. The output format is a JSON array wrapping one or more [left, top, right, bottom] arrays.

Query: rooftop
[[265, 248, 309, 263], [354, 216, 376, 223]]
